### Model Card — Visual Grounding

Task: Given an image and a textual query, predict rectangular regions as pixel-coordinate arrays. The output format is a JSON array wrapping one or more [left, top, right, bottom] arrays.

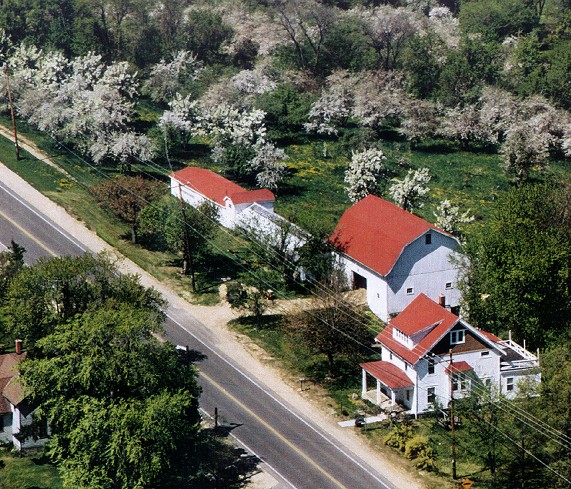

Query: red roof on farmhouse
[[329, 195, 449, 276], [360, 360, 413, 389], [391, 294, 458, 336], [376, 294, 459, 365], [171, 167, 275, 206]]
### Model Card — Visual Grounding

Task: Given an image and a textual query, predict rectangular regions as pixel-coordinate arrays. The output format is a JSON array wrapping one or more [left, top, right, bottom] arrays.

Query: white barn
[[360, 294, 540, 416], [330, 195, 462, 322]]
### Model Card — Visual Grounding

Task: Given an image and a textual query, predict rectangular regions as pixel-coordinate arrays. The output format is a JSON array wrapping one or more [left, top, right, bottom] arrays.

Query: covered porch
[[360, 361, 414, 413]]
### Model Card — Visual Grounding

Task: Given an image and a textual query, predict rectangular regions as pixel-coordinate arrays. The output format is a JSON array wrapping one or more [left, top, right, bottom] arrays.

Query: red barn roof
[[171, 167, 275, 206], [329, 195, 451, 276]]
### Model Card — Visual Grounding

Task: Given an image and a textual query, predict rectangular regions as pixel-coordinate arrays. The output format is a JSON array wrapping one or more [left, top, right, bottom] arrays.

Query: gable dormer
[[392, 327, 413, 349]]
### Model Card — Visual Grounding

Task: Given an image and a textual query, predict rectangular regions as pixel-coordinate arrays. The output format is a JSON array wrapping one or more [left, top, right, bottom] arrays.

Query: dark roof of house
[[329, 195, 452, 276], [171, 167, 275, 206], [0, 352, 26, 414], [360, 360, 414, 389]]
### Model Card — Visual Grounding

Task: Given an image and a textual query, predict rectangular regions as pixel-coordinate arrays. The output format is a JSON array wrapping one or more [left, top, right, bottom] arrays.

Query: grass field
[[0, 450, 62, 489]]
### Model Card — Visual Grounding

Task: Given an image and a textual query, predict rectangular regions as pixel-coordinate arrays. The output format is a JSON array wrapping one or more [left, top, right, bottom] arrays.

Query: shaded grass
[[0, 450, 62, 489], [361, 417, 502, 489]]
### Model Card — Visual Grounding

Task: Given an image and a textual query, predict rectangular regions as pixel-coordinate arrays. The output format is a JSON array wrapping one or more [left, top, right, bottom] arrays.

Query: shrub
[[384, 422, 414, 452], [405, 435, 436, 471]]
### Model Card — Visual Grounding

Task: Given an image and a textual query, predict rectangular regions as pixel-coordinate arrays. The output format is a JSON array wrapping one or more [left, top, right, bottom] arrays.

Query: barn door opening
[[352, 271, 367, 290]]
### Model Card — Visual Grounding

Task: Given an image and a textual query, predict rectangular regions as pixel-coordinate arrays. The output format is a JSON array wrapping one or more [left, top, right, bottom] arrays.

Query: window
[[406, 390, 410, 401], [406, 287, 414, 295], [427, 387, 436, 404], [405, 363, 408, 371], [485, 378, 492, 388], [389, 352, 393, 360], [452, 373, 470, 392], [445, 282, 452, 289], [425, 233, 432, 245], [428, 358, 435, 375], [450, 330, 465, 345], [506, 377, 514, 392], [481, 351, 490, 357]]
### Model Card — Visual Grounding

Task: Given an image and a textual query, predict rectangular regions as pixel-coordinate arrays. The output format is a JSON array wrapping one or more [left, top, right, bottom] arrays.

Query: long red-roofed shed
[[171, 167, 274, 206]]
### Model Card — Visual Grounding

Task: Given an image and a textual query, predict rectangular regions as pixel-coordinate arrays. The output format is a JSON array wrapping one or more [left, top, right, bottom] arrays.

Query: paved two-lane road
[[0, 176, 404, 489]]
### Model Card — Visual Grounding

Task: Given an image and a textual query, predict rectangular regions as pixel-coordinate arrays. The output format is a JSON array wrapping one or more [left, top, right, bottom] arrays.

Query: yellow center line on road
[[201, 371, 348, 489], [0, 209, 58, 257]]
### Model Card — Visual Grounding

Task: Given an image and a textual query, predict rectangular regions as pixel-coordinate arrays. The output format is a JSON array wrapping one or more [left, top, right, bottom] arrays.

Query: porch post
[[391, 390, 396, 408], [376, 380, 381, 405], [362, 369, 367, 396]]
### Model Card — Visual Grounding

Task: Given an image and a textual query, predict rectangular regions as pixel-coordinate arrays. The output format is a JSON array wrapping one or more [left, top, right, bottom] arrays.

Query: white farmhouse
[[360, 294, 540, 416], [330, 194, 462, 322], [0, 344, 48, 450]]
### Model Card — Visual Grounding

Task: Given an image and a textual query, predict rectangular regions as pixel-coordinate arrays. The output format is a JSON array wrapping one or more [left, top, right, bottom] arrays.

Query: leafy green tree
[[3, 253, 165, 347], [229, 267, 281, 328], [256, 83, 315, 138], [461, 183, 571, 348], [90, 175, 163, 244], [544, 40, 571, 109], [459, 0, 539, 41], [288, 271, 372, 376], [138, 198, 219, 290], [316, 17, 377, 75], [19, 305, 204, 489], [184, 10, 234, 62], [438, 36, 502, 106], [0, 240, 25, 300], [402, 33, 443, 99], [508, 31, 546, 98]]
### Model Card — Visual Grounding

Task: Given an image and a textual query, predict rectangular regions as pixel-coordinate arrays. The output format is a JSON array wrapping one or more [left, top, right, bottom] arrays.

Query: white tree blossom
[[231, 69, 277, 95], [478, 86, 518, 145], [344, 148, 387, 203], [434, 199, 474, 234], [248, 142, 288, 190], [440, 104, 490, 146], [352, 71, 407, 128], [7, 48, 146, 169], [90, 131, 156, 168], [158, 93, 204, 137], [399, 99, 441, 143], [501, 123, 551, 184], [305, 76, 353, 135], [389, 167, 431, 211], [144, 50, 201, 102]]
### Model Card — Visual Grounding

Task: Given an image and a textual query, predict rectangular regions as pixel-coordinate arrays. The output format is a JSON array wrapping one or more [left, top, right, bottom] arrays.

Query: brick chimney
[[15, 339, 22, 355], [438, 294, 446, 307]]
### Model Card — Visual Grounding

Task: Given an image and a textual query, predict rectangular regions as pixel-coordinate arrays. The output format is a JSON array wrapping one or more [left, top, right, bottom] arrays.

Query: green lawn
[[0, 450, 62, 489]]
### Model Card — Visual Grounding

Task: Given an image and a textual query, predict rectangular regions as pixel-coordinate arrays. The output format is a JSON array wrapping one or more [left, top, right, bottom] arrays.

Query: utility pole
[[449, 349, 457, 480], [176, 183, 196, 292], [4, 65, 19, 160]]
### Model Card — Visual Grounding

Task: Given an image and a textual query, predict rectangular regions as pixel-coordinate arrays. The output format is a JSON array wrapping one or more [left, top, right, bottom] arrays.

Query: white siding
[[386, 232, 461, 317]]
